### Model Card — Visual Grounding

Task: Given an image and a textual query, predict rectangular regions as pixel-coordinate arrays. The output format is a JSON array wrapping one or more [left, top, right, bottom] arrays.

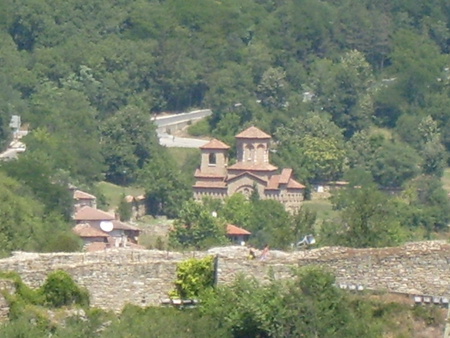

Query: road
[[153, 109, 212, 130], [158, 133, 208, 148], [154, 109, 211, 148]]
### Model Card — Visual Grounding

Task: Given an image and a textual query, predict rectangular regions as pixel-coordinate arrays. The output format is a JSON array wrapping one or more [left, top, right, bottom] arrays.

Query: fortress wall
[[0, 242, 448, 313], [0, 250, 209, 312], [217, 242, 450, 296]]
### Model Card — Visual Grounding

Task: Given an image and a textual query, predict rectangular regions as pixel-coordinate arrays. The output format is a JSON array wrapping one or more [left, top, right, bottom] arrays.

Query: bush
[[187, 119, 210, 137], [41, 270, 89, 308], [171, 256, 216, 299]]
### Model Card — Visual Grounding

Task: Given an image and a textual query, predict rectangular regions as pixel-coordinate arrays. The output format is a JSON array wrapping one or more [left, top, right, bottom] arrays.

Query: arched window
[[209, 153, 216, 165]]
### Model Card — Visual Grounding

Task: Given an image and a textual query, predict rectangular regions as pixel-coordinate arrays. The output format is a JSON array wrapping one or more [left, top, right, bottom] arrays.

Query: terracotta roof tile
[[279, 168, 292, 185], [227, 162, 277, 171], [73, 206, 115, 221], [73, 223, 109, 238], [287, 178, 305, 189], [112, 220, 141, 231], [227, 224, 251, 235], [200, 138, 230, 150], [194, 168, 226, 179], [266, 175, 280, 190], [73, 190, 96, 200], [227, 171, 267, 184], [236, 126, 271, 139], [193, 181, 227, 188]]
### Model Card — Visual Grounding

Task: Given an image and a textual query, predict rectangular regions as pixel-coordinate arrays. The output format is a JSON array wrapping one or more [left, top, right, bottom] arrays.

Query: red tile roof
[[227, 162, 278, 171], [112, 220, 141, 231], [227, 224, 251, 235], [73, 223, 109, 238], [287, 178, 305, 189], [266, 175, 280, 190], [194, 169, 226, 179], [193, 181, 227, 188], [73, 206, 115, 221], [200, 138, 230, 150], [73, 190, 96, 200], [236, 126, 271, 139], [226, 171, 267, 184], [279, 168, 292, 185]]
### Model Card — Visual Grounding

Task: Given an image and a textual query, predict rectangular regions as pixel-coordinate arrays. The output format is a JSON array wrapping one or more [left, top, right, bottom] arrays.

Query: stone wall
[[0, 250, 209, 312], [215, 241, 450, 296], [0, 241, 449, 313]]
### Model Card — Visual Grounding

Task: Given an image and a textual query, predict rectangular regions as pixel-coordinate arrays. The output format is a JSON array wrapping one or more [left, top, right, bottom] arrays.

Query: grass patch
[[302, 199, 338, 222], [167, 147, 200, 169], [96, 182, 145, 210]]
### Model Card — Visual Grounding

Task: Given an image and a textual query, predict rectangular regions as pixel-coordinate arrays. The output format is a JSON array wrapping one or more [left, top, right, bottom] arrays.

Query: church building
[[193, 126, 305, 211]]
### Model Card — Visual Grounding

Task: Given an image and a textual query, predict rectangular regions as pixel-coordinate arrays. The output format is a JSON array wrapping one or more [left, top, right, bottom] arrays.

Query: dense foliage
[[0, 0, 449, 253], [0, 270, 89, 320], [0, 0, 449, 184]]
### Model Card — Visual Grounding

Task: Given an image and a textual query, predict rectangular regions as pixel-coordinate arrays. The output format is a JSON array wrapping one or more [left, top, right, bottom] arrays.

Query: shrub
[[41, 270, 89, 308], [170, 256, 216, 299]]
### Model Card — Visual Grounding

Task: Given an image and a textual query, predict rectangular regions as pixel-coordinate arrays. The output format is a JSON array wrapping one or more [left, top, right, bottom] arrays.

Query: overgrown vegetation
[[0, 267, 443, 337], [0, 270, 89, 321], [170, 256, 216, 299]]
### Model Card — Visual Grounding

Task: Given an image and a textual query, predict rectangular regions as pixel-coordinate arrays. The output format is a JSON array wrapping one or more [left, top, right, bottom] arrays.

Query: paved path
[[158, 133, 208, 148], [155, 110, 211, 148]]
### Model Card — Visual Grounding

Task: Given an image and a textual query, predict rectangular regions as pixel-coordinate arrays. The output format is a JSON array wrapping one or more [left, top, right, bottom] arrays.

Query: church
[[193, 126, 305, 211]]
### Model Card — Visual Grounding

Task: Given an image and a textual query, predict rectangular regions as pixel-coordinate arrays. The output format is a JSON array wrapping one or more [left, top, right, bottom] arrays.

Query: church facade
[[193, 126, 305, 211]]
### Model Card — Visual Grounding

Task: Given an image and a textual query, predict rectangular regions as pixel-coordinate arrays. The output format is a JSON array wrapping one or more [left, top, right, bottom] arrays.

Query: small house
[[226, 224, 251, 245]]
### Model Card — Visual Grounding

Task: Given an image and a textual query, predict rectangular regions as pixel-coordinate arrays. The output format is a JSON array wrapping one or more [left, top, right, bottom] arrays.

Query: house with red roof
[[73, 205, 142, 250], [73, 206, 115, 228], [193, 126, 305, 211], [73, 189, 97, 210], [73, 223, 109, 245], [226, 224, 251, 245]]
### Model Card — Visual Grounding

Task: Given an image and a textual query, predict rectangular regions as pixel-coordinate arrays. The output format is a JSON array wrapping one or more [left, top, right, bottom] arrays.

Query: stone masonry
[[0, 241, 449, 313]]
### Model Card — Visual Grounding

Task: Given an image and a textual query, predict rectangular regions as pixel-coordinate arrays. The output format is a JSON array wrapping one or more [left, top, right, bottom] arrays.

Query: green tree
[[139, 153, 191, 218], [101, 105, 160, 185], [221, 193, 253, 230], [170, 200, 228, 249], [325, 183, 406, 248], [117, 194, 132, 222], [248, 199, 292, 249], [25, 86, 104, 182], [402, 176, 450, 233], [275, 112, 346, 182], [0, 171, 75, 256], [371, 141, 421, 188]]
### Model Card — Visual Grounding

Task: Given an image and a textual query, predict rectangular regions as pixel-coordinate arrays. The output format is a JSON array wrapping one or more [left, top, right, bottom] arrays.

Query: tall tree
[[324, 183, 406, 248], [100, 105, 160, 185], [170, 200, 227, 249]]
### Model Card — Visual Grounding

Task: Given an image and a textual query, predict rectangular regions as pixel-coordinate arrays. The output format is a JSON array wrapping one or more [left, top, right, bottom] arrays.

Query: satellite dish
[[100, 221, 113, 232], [297, 235, 316, 247]]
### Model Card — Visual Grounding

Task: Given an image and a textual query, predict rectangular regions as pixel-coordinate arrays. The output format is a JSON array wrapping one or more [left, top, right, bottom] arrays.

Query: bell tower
[[199, 138, 230, 176]]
